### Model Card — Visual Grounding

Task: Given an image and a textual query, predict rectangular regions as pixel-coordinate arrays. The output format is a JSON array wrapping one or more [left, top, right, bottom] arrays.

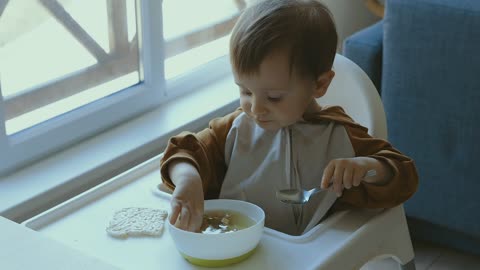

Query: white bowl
[[168, 199, 265, 267]]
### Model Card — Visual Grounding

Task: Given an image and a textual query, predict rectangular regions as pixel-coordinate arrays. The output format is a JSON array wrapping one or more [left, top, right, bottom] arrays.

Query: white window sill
[[0, 74, 239, 222]]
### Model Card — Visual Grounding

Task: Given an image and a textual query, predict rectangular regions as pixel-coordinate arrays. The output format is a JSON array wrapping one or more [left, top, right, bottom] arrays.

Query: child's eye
[[267, 96, 283, 102], [241, 90, 252, 96]]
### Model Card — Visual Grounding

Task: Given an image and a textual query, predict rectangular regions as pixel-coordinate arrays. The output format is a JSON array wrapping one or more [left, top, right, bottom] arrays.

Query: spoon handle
[[364, 169, 377, 178]]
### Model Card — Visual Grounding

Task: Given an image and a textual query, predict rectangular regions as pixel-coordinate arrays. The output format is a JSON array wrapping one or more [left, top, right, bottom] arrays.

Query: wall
[[321, 0, 381, 51]]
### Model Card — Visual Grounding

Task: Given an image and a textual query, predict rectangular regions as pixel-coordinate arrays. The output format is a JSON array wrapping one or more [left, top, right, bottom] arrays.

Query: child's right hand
[[168, 161, 204, 232], [170, 177, 204, 232]]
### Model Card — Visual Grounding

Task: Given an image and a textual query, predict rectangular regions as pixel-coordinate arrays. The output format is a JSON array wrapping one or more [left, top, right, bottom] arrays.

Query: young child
[[160, 0, 418, 235]]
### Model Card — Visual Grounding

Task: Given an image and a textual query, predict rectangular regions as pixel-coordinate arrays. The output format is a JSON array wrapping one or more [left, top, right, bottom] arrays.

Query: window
[[162, 0, 244, 97], [0, 0, 245, 175], [1, 0, 142, 135]]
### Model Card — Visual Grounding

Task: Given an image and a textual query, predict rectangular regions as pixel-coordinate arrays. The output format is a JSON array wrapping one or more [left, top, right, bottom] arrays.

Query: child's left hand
[[320, 157, 392, 197]]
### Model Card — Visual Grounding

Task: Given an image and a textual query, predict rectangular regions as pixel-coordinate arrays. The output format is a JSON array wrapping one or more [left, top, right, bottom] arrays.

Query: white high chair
[[321, 54, 387, 140], [314, 54, 416, 270], [14, 54, 417, 270]]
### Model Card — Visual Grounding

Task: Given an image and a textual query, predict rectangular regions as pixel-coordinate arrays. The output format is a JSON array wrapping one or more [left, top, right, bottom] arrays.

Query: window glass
[[163, 0, 245, 80], [0, 0, 140, 135]]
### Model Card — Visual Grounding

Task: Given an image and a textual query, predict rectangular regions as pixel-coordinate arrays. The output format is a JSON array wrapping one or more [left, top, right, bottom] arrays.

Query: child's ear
[[313, 70, 335, 98]]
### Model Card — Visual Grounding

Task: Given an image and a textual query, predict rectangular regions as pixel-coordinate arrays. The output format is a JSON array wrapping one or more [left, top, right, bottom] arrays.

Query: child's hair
[[230, 0, 338, 79]]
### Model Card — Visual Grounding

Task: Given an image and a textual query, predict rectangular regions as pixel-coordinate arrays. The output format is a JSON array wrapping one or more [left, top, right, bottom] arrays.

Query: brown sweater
[[160, 106, 418, 211]]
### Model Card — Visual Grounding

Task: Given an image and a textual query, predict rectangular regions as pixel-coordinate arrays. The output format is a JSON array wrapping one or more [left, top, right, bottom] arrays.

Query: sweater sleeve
[[160, 108, 243, 199], [335, 124, 419, 210]]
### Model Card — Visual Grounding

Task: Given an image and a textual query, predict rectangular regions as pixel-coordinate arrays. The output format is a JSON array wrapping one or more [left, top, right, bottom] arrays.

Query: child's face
[[233, 49, 333, 131]]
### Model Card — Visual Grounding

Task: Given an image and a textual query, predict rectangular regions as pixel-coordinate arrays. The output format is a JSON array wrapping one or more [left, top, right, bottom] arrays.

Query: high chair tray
[[22, 154, 393, 270]]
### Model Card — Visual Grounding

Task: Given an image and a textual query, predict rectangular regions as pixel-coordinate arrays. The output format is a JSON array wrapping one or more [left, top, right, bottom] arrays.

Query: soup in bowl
[[168, 199, 265, 267]]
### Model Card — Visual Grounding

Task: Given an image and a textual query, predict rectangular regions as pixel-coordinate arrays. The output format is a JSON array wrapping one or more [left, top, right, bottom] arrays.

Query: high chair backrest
[[317, 54, 387, 139]]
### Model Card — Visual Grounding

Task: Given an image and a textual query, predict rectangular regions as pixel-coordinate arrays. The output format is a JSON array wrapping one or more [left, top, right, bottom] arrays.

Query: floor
[[362, 240, 480, 270]]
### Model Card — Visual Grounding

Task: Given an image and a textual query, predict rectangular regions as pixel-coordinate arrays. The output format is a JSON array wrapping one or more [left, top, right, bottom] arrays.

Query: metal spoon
[[276, 169, 377, 204]]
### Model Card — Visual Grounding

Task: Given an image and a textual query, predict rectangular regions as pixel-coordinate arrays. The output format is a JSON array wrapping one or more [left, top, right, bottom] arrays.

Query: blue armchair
[[343, 0, 480, 255]]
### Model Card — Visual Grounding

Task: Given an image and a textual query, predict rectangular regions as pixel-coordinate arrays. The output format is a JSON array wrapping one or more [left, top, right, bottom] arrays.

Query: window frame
[[0, 0, 237, 176], [0, 0, 167, 175]]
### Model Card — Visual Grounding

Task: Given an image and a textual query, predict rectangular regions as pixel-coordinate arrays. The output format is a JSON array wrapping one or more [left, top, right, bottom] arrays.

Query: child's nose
[[251, 97, 267, 115]]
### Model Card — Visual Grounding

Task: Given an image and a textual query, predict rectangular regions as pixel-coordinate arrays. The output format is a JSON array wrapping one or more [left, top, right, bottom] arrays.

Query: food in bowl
[[168, 199, 265, 267], [200, 210, 256, 234]]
